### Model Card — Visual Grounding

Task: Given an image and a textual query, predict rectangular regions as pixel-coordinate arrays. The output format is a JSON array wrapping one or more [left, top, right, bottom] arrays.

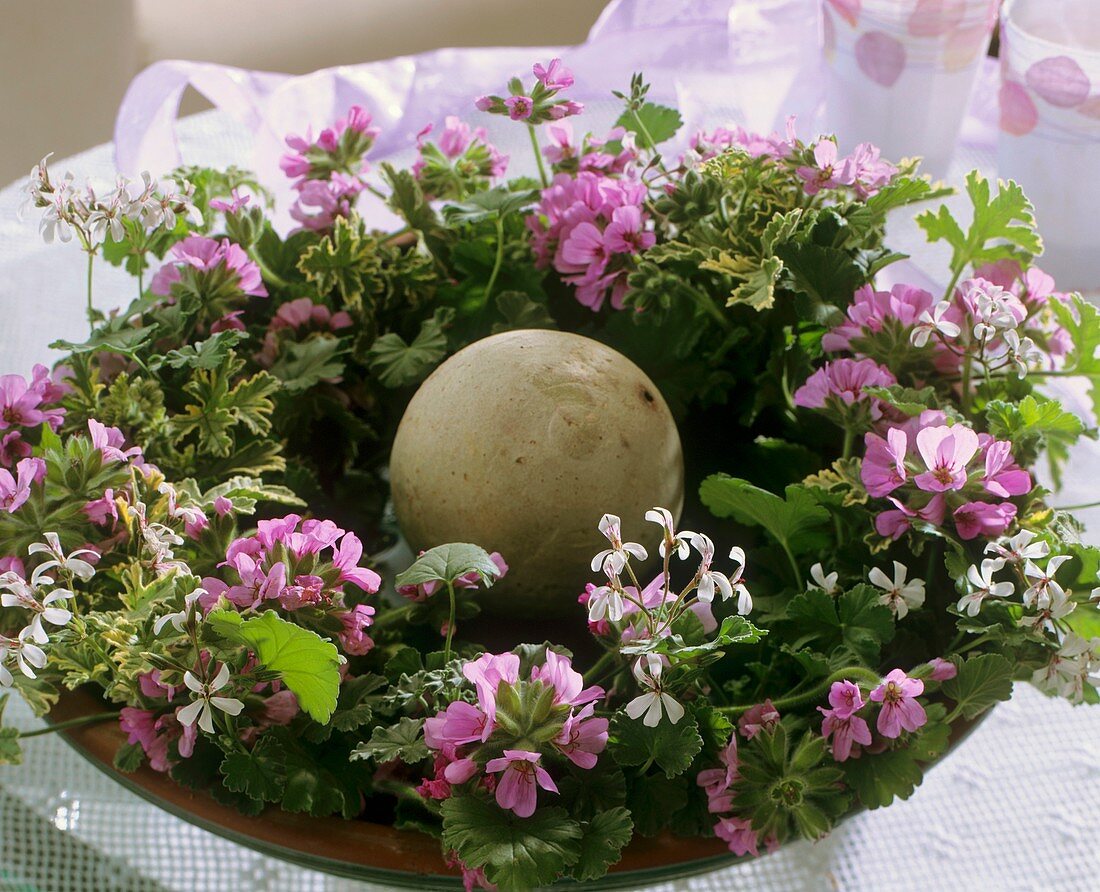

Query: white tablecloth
[[2, 107, 1100, 892]]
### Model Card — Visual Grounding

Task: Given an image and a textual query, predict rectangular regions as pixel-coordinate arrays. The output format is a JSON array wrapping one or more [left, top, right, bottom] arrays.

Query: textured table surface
[[2, 86, 1100, 892]]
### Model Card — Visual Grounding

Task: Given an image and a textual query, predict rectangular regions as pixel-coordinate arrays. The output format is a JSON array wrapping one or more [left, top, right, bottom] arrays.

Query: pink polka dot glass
[[999, 0, 1100, 289], [823, 0, 1001, 176]]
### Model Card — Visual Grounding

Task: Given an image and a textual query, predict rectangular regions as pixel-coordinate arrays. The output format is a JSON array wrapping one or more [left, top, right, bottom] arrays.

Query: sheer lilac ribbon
[[113, 0, 823, 201]]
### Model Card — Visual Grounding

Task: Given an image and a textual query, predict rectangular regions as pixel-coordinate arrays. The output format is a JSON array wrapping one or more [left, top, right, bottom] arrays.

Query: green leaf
[[0, 695, 22, 766], [148, 330, 250, 371], [206, 610, 341, 723], [170, 362, 279, 458], [610, 711, 703, 778], [113, 741, 144, 773], [51, 320, 158, 356], [441, 798, 582, 891], [917, 172, 1042, 275], [941, 653, 1014, 719], [864, 385, 940, 417], [615, 102, 683, 150], [573, 807, 633, 882], [492, 290, 556, 333], [620, 614, 766, 659], [442, 186, 539, 225], [700, 475, 831, 554], [330, 673, 387, 733], [783, 585, 894, 663], [394, 542, 502, 590], [200, 475, 305, 515], [367, 307, 454, 388], [349, 716, 428, 764], [625, 773, 688, 836], [1051, 294, 1100, 418], [269, 337, 346, 393], [221, 736, 287, 802], [842, 748, 923, 809]]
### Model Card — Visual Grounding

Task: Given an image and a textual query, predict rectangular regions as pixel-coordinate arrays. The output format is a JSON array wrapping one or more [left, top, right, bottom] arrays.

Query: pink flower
[[793, 359, 896, 411], [533, 58, 574, 91], [861, 427, 908, 497], [214, 496, 233, 517], [424, 700, 493, 749], [280, 574, 326, 610], [331, 532, 381, 593], [0, 557, 25, 577], [119, 708, 172, 772], [474, 95, 494, 112], [953, 500, 1017, 541], [738, 700, 779, 740], [88, 419, 143, 465], [796, 140, 850, 195], [503, 96, 534, 121], [547, 100, 584, 120], [0, 431, 31, 467], [336, 603, 376, 655], [138, 670, 177, 701], [83, 489, 118, 527], [0, 374, 46, 430], [823, 284, 938, 353], [204, 554, 286, 609], [874, 493, 946, 540], [715, 816, 759, 857], [289, 174, 365, 232], [462, 652, 520, 721], [603, 205, 655, 254], [913, 425, 980, 492], [0, 457, 42, 513], [820, 709, 872, 762], [826, 680, 864, 719], [484, 750, 558, 818], [209, 188, 251, 215], [980, 438, 1032, 498], [839, 142, 897, 198], [151, 235, 267, 298], [927, 658, 957, 682], [869, 669, 926, 738], [697, 737, 738, 814], [531, 649, 603, 708], [553, 705, 608, 769]]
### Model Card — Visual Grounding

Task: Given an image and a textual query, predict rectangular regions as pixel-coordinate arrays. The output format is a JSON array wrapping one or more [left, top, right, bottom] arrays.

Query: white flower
[[587, 564, 625, 624], [177, 663, 245, 734], [645, 507, 694, 560], [153, 588, 205, 635], [999, 330, 1043, 378], [28, 532, 97, 583], [727, 546, 752, 615], [0, 628, 48, 682], [591, 513, 648, 575], [1018, 584, 1075, 632], [1022, 554, 1071, 609], [957, 558, 1013, 617], [869, 561, 925, 619], [0, 572, 73, 643], [986, 529, 1049, 565], [1032, 634, 1100, 703], [625, 654, 684, 727], [910, 301, 961, 347], [968, 282, 1019, 341], [808, 563, 839, 595], [689, 533, 734, 604]]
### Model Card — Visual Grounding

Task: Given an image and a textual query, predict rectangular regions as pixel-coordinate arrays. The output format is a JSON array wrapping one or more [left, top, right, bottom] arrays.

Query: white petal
[[868, 567, 891, 591], [211, 696, 245, 716], [197, 702, 214, 734], [625, 693, 653, 720], [211, 662, 231, 691], [624, 542, 649, 562], [660, 693, 685, 724], [183, 671, 204, 694], [176, 699, 203, 727], [643, 697, 664, 727]]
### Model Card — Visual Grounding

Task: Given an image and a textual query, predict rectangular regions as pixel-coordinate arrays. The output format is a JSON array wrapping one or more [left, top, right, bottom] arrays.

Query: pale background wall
[[0, 0, 605, 186]]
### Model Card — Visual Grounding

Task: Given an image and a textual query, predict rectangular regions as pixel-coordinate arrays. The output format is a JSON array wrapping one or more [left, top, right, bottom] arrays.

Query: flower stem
[[20, 710, 123, 739], [370, 601, 417, 630], [85, 252, 95, 329], [1055, 500, 1100, 512], [249, 249, 292, 290], [716, 666, 882, 717], [583, 649, 619, 686], [528, 124, 549, 188], [484, 216, 505, 305], [841, 428, 855, 461], [960, 353, 973, 416], [443, 580, 457, 664], [781, 541, 804, 591]]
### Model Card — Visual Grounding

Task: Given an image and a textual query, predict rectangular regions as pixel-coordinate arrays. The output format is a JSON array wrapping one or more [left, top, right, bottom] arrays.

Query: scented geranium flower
[[868, 561, 925, 619], [953, 500, 1017, 541], [957, 558, 1014, 616], [1022, 554, 1072, 610], [591, 513, 648, 575], [336, 604, 376, 655], [150, 235, 267, 301], [475, 59, 583, 125], [462, 652, 521, 722], [485, 750, 558, 818], [689, 533, 735, 604], [861, 427, 908, 498], [818, 680, 871, 762], [874, 493, 946, 540], [792, 358, 896, 420], [0, 627, 47, 684], [797, 139, 850, 195], [425, 699, 493, 749], [824, 283, 939, 353], [957, 277, 1026, 341], [177, 663, 245, 734], [88, 419, 143, 465], [738, 700, 779, 740], [910, 300, 962, 348], [645, 506, 694, 560], [553, 704, 609, 769], [697, 736, 738, 814], [28, 532, 96, 583], [927, 658, 958, 682], [332, 532, 382, 592], [980, 437, 1032, 498], [412, 116, 508, 200], [531, 649, 604, 709], [0, 572, 73, 643], [714, 817, 760, 858], [913, 424, 980, 493], [204, 553, 287, 610], [0, 457, 43, 513], [280, 105, 379, 186], [985, 529, 1049, 564], [809, 563, 839, 594], [258, 297, 352, 366], [1031, 634, 1100, 702], [625, 654, 684, 727], [840, 142, 898, 198], [869, 669, 926, 738], [0, 373, 48, 430]]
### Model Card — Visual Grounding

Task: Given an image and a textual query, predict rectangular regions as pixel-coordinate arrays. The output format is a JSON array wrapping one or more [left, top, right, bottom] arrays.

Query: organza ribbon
[[113, 0, 825, 195]]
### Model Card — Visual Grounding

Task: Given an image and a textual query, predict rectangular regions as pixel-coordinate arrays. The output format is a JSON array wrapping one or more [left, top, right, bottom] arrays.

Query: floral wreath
[[2, 58, 1099, 891]]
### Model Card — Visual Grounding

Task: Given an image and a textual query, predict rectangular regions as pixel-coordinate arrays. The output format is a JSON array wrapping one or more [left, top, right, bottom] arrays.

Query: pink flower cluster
[[695, 705, 782, 858], [685, 117, 799, 164], [397, 552, 508, 602], [579, 571, 717, 643], [201, 514, 380, 655], [0, 365, 68, 467], [528, 172, 654, 311], [822, 283, 943, 353], [792, 357, 896, 420], [862, 415, 1031, 542], [818, 670, 929, 763], [0, 457, 45, 514], [421, 650, 607, 818], [281, 105, 379, 231], [474, 59, 583, 124], [542, 122, 639, 175], [412, 116, 508, 200], [795, 139, 897, 198], [150, 235, 267, 300], [256, 297, 353, 367]]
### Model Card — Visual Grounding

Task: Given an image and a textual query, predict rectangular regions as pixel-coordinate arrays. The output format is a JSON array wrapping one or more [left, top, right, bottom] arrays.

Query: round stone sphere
[[389, 329, 684, 618]]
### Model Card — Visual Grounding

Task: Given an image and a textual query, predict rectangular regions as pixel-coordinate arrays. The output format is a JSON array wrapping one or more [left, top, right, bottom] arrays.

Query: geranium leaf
[[206, 610, 342, 723], [269, 337, 346, 393], [221, 735, 287, 802], [349, 716, 428, 764], [394, 542, 502, 589], [615, 101, 683, 149], [700, 475, 831, 555], [842, 747, 924, 809], [941, 653, 1014, 719], [783, 585, 894, 663], [572, 807, 633, 882], [148, 329, 250, 371], [609, 711, 703, 778], [440, 798, 582, 891], [367, 307, 454, 388]]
